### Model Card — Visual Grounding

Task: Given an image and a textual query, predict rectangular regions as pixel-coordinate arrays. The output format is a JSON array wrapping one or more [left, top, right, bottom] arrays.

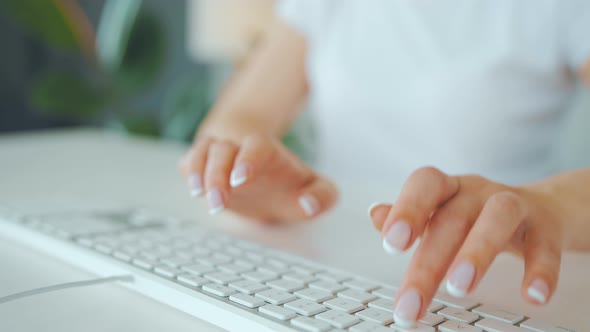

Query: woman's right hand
[[179, 134, 338, 223]]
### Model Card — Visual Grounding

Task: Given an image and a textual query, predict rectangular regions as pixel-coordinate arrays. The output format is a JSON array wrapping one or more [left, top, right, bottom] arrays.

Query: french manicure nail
[[394, 288, 421, 328], [299, 194, 320, 217], [446, 261, 476, 298], [382, 221, 411, 255], [230, 164, 249, 187], [368, 202, 388, 219], [206, 188, 224, 214], [527, 278, 549, 304], [188, 173, 203, 197]]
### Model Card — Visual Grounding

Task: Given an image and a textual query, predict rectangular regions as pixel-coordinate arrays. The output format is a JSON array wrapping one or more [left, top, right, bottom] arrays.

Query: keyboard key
[[433, 293, 479, 310], [418, 312, 446, 326], [244, 251, 265, 262], [242, 271, 278, 283], [519, 318, 574, 332], [475, 318, 529, 332], [349, 321, 391, 332], [229, 293, 266, 308], [266, 279, 305, 292], [176, 274, 210, 287], [324, 298, 365, 314], [258, 264, 291, 275], [291, 316, 331, 332], [472, 304, 524, 324], [160, 256, 192, 267], [309, 281, 347, 294], [390, 322, 435, 332], [316, 272, 351, 283], [255, 289, 297, 305], [154, 266, 184, 278], [139, 248, 172, 260], [197, 255, 232, 266], [438, 320, 482, 332], [355, 308, 393, 325], [112, 250, 133, 262], [371, 287, 397, 300], [202, 284, 237, 297], [181, 263, 216, 275], [343, 280, 380, 292], [294, 288, 335, 302], [258, 304, 297, 321], [316, 310, 361, 328], [291, 264, 323, 275], [218, 263, 253, 274], [367, 298, 393, 312], [203, 272, 242, 285], [283, 272, 317, 284], [284, 299, 327, 316], [95, 243, 114, 254], [338, 289, 377, 304], [132, 257, 159, 269], [228, 280, 268, 294], [438, 307, 479, 324], [427, 302, 444, 312]]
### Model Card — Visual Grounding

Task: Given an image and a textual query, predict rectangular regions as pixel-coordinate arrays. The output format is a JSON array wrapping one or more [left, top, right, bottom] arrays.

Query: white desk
[[0, 129, 588, 331]]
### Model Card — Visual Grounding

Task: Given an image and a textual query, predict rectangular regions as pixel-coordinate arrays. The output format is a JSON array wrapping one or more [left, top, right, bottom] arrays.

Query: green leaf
[[113, 10, 166, 93], [97, 1, 165, 94], [2, 0, 82, 51], [31, 72, 105, 117], [161, 76, 211, 142], [96, 0, 142, 72]]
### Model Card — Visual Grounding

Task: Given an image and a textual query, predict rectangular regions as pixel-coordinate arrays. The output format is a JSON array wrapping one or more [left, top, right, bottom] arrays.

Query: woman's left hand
[[369, 166, 565, 328]]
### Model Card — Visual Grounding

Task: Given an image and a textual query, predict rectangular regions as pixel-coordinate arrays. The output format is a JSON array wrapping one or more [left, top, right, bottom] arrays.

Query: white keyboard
[[0, 209, 576, 332]]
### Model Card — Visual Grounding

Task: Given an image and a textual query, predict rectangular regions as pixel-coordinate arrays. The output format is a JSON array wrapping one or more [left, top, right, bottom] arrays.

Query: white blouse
[[277, 0, 590, 184]]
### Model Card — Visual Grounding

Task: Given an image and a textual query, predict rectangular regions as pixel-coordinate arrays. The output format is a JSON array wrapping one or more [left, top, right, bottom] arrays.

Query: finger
[[179, 137, 214, 197], [446, 191, 527, 298], [204, 140, 239, 214], [229, 134, 278, 188], [393, 195, 479, 327], [522, 225, 561, 305], [368, 203, 392, 231], [382, 167, 459, 254], [297, 175, 338, 220]]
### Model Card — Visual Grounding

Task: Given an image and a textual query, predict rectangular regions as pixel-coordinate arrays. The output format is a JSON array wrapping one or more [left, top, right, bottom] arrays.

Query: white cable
[[0, 275, 135, 304]]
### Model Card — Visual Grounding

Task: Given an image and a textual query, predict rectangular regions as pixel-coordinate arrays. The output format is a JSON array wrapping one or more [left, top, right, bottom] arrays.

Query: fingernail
[[299, 194, 320, 217], [382, 221, 411, 255], [368, 202, 388, 219], [188, 173, 203, 197], [230, 164, 249, 188], [446, 261, 476, 298], [206, 188, 224, 214], [527, 278, 549, 304], [394, 288, 421, 328]]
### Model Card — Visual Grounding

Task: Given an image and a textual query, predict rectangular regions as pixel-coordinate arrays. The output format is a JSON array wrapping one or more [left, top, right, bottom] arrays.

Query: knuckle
[[412, 166, 445, 183], [487, 191, 525, 217], [474, 233, 502, 255]]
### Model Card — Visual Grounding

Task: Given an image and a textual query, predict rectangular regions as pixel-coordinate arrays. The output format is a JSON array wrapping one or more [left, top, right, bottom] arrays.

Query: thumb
[[297, 175, 338, 220]]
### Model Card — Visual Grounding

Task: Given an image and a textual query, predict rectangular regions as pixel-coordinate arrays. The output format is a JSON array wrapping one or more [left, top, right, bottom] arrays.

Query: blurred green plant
[[2, 0, 210, 141]]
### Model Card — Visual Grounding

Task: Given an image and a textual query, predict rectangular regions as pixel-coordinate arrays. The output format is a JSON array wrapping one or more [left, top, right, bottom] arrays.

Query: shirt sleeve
[[558, 0, 590, 71]]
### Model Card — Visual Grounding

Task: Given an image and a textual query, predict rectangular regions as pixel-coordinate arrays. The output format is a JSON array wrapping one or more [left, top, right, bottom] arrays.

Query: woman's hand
[[369, 167, 565, 328], [179, 134, 338, 222]]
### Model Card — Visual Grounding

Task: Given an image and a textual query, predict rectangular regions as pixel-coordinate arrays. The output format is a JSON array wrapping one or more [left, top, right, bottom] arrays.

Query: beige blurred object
[[187, 0, 275, 62]]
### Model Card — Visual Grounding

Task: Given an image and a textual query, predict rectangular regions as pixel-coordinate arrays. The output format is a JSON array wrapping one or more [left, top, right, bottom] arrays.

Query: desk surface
[[0, 129, 588, 331]]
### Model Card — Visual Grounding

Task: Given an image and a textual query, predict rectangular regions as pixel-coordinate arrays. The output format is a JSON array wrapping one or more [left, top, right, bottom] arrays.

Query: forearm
[[527, 168, 590, 251], [197, 19, 308, 143]]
